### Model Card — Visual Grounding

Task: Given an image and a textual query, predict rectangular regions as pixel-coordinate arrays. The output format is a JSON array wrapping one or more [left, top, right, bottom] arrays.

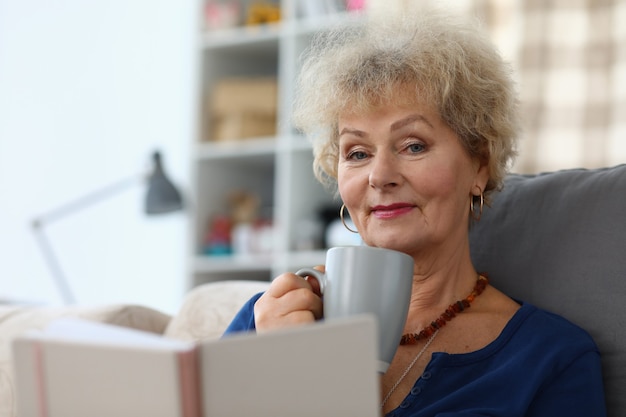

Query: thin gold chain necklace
[[381, 329, 439, 408]]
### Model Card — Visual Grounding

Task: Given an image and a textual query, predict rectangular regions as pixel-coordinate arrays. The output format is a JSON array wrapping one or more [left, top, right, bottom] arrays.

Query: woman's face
[[337, 100, 489, 257]]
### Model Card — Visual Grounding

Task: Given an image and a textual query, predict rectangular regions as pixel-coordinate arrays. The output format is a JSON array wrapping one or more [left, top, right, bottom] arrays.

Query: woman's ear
[[472, 162, 490, 196]]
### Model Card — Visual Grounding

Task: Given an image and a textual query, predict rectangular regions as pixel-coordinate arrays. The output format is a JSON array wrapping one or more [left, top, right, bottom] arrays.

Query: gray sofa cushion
[[469, 164, 626, 417]]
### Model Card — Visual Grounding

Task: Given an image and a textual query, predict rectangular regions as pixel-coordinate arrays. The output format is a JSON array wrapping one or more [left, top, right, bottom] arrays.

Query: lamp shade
[[145, 151, 183, 215]]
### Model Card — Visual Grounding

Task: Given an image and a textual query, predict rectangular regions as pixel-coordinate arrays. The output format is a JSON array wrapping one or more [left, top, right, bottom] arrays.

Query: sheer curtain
[[473, 0, 626, 174]]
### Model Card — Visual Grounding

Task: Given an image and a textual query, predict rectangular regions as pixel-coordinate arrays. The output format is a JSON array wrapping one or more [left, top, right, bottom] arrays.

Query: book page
[[30, 318, 194, 351]]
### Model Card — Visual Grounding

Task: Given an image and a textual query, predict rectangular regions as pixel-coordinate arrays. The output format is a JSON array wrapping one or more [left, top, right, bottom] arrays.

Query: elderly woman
[[224, 7, 606, 416]]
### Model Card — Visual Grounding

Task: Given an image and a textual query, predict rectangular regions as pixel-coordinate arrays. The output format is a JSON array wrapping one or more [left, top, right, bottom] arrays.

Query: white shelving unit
[[188, 1, 365, 289]]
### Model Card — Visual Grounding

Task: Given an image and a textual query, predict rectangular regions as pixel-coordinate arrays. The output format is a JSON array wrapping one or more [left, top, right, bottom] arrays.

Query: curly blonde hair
[[292, 8, 520, 201]]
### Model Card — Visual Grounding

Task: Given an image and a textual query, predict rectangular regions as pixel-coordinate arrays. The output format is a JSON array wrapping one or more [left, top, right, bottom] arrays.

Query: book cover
[[13, 315, 381, 417], [13, 318, 200, 417]]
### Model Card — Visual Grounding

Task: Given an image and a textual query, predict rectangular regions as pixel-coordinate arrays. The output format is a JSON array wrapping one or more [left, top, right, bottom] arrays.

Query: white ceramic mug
[[296, 245, 414, 373]]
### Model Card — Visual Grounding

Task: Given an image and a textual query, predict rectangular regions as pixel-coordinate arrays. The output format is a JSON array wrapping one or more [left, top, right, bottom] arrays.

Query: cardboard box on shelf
[[207, 78, 278, 142]]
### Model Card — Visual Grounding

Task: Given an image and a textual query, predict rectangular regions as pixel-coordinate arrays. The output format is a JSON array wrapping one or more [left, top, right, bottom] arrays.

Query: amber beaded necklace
[[400, 275, 489, 345]]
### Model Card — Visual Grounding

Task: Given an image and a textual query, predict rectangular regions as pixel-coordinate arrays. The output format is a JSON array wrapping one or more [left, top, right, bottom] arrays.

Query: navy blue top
[[223, 294, 607, 416]]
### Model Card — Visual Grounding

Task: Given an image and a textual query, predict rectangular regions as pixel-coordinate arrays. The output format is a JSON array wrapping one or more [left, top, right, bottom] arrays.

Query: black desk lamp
[[32, 150, 184, 304]]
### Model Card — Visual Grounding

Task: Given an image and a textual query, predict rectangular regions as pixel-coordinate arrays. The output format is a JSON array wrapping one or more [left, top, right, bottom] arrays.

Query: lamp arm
[[31, 172, 147, 305], [32, 227, 77, 304], [32, 173, 147, 228]]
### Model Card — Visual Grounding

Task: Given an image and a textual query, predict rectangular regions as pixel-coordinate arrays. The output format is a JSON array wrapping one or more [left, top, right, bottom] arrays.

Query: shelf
[[200, 23, 282, 50], [194, 137, 277, 160], [194, 254, 273, 273], [288, 135, 313, 152], [189, 1, 354, 289], [284, 250, 327, 269], [193, 249, 327, 274], [288, 11, 363, 36], [199, 12, 362, 48]]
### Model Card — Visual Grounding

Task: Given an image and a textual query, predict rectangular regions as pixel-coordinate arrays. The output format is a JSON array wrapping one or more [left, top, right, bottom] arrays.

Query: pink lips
[[371, 203, 414, 219]]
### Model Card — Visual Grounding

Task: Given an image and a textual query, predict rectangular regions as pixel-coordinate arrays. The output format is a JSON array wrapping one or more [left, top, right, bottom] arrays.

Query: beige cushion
[[164, 280, 269, 342], [1, 304, 171, 417]]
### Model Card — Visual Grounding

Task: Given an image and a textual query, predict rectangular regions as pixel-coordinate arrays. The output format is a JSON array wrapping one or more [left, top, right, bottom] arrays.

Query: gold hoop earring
[[340, 204, 359, 233], [470, 191, 484, 221]]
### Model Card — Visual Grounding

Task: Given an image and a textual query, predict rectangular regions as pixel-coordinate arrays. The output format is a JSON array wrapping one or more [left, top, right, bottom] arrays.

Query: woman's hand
[[254, 268, 324, 333]]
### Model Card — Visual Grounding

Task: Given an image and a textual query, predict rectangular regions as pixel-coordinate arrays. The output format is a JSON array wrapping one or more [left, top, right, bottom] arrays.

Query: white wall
[[0, 0, 198, 314]]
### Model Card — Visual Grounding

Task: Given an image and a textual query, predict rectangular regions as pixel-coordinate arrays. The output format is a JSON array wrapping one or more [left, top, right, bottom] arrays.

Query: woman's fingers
[[254, 272, 323, 333], [304, 265, 325, 296]]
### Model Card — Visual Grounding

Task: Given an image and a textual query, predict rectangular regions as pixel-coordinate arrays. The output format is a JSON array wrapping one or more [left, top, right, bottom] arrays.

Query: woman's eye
[[347, 150, 368, 160], [407, 142, 425, 153]]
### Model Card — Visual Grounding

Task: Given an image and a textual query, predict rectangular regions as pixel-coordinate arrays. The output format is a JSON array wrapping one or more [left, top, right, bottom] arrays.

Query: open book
[[12, 315, 381, 417]]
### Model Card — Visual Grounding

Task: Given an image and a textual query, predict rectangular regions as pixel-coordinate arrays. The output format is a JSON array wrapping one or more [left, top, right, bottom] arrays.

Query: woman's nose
[[368, 151, 402, 189]]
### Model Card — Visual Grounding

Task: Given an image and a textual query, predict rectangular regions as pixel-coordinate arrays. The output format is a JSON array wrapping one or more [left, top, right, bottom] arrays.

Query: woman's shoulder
[[506, 301, 599, 353], [441, 301, 600, 370], [222, 291, 264, 336]]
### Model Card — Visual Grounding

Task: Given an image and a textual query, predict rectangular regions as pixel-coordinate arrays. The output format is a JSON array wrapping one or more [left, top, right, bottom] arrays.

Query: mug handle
[[295, 268, 326, 294]]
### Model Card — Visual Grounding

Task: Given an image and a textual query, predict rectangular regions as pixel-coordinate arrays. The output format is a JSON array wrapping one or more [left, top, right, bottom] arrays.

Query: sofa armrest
[[163, 280, 270, 342]]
